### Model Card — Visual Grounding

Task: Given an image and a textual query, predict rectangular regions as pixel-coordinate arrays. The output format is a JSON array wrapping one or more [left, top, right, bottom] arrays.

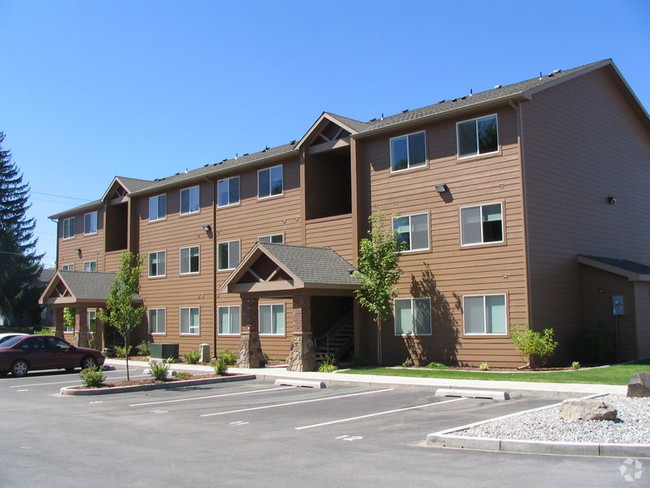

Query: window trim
[[218, 305, 241, 336], [394, 297, 432, 336], [148, 194, 167, 222], [84, 211, 98, 235], [259, 303, 285, 336], [179, 307, 200, 335], [87, 310, 97, 333], [462, 293, 508, 336], [179, 245, 200, 275], [83, 261, 97, 272], [61, 264, 75, 271], [389, 130, 427, 172], [148, 250, 167, 278], [62, 217, 75, 240], [258, 233, 284, 244], [460, 202, 505, 247], [217, 240, 240, 271], [392, 212, 430, 253], [217, 176, 241, 208], [180, 185, 200, 215], [456, 114, 499, 160], [148, 308, 167, 335], [257, 164, 284, 200]]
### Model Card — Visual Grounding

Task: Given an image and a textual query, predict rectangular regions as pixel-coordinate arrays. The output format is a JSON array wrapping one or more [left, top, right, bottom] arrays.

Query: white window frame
[[180, 186, 200, 215], [392, 213, 430, 252], [148, 251, 166, 278], [218, 306, 241, 336], [259, 304, 285, 336], [83, 261, 97, 272], [389, 131, 427, 172], [149, 194, 167, 222], [456, 114, 499, 159], [258, 234, 284, 244], [87, 310, 97, 333], [463, 294, 508, 336], [257, 165, 283, 199], [217, 176, 240, 207], [63, 217, 75, 239], [180, 246, 200, 275], [218, 240, 240, 271], [460, 202, 504, 246], [180, 307, 200, 335], [84, 211, 98, 235], [61, 264, 75, 271], [148, 308, 166, 335], [394, 297, 432, 336]]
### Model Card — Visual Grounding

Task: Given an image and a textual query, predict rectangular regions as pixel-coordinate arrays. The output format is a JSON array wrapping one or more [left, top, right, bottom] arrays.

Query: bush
[[511, 325, 558, 369], [217, 349, 238, 365], [114, 345, 132, 358], [175, 371, 192, 380], [571, 361, 581, 370], [183, 350, 201, 364], [79, 366, 105, 387], [211, 357, 229, 376], [318, 355, 338, 373], [427, 362, 447, 369], [401, 357, 414, 368], [136, 341, 151, 356], [479, 362, 490, 371], [148, 361, 170, 380], [34, 327, 53, 335]]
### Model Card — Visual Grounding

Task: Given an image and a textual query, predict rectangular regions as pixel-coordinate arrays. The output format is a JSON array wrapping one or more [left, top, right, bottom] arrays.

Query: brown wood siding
[[633, 284, 650, 359], [522, 67, 650, 361], [305, 214, 354, 263], [57, 208, 106, 271]]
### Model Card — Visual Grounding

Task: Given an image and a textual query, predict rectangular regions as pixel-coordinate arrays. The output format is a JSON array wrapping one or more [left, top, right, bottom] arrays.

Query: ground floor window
[[180, 307, 200, 335], [88, 310, 97, 333], [148, 308, 166, 334], [463, 294, 507, 335], [394, 297, 431, 335], [259, 304, 284, 335], [218, 306, 241, 335]]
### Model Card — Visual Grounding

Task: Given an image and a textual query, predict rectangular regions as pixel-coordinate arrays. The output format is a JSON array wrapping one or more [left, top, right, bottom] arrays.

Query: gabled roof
[[578, 255, 650, 282], [39, 271, 142, 305]]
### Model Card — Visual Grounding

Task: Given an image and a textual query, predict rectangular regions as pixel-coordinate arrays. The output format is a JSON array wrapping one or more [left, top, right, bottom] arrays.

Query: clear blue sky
[[1, 0, 649, 267]]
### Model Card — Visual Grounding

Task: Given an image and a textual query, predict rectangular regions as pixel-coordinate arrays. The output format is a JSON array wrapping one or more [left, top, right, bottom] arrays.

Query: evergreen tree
[[0, 132, 42, 324]]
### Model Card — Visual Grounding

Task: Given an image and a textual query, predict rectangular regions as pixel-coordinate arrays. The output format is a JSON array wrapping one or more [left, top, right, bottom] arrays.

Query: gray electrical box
[[612, 295, 625, 316]]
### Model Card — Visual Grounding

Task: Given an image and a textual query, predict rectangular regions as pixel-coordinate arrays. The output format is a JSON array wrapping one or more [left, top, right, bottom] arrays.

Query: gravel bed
[[455, 395, 650, 444]]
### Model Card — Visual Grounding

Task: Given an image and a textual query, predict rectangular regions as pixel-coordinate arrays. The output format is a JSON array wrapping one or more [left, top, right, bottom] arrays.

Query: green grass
[[341, 361, 650, 385]]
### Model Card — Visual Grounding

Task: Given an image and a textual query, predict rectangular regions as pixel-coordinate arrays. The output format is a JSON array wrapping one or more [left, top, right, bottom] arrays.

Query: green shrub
[[183, 350, 201, 364], [136, 341, 151, 356], [79, 366, 105, 387], [211, 357, 229, 375], [318, 355, 338, 373], [217, 349, 238, 365], [114, 345, 132, 358], [511, 325, 558, 369], [571, 361, 581, 370], [479, 362, 490, 371], [148, 361, 170, 380], [427, 362, 447, 369], [401, 357, 414, 368], [175, 371, 192, 380], [34, 327, 53, 335]]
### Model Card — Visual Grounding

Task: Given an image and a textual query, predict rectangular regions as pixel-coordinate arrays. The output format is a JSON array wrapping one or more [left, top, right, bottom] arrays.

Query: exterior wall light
[[76, 248, 82, 258], [435, 184, 449, 193], [202, 225, 212, 233], [608, 197, 616, 205]]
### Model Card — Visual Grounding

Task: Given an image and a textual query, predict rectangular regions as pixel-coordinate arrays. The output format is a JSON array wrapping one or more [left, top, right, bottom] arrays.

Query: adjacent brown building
[[41, 59, 650, 369]]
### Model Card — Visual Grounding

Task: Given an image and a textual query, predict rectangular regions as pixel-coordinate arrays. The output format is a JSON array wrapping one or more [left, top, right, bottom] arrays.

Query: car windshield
[[0, 335, 25, 348]]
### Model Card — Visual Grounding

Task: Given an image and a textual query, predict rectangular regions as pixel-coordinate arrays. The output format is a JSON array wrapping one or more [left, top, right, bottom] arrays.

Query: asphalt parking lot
[[0, 366, 643, 488]]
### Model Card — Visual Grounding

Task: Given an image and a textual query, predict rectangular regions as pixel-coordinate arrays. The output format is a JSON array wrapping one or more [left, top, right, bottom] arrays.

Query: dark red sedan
[[0, 335, 105, 377]]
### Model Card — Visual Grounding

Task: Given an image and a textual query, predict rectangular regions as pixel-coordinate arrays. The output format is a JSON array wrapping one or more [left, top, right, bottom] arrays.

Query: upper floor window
[[218, 240, 240, 271], [180, 186, 200, 214], [259, 304, 284, 335], [461, 203, 503, 246], [258, 165, 283, 199], [148, 251, 166, 277], [148, 308, 166, 334], [180, 307, 200, 334], [390, 131, 426, 171], [394, 297, 431, 335], [217, 176, 240, 207], [84, 212, 98, 235], [61, 264, 74, 271], [149, 194, 167, 221], [218, 306, 241, 335], [180, 246, 200, 274], [83, 261, 97, 272], [463, 294, 507, 335], [63, 217, 75, 239], [259, 234, 284, 244], [457, 114, 498, 159], [393, 213, 429, 252]]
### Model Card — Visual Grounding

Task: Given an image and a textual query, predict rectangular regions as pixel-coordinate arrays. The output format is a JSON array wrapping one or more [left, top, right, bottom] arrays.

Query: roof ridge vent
[[494, 84, 502, 89]]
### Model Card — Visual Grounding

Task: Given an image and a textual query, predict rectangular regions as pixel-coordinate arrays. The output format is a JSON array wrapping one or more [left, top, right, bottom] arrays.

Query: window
[[217, 177, 240, 207], [259, 304, 284, 335], [83, 261, 97, 272], [84, 212, 98, 235], [258, 165, 283, 198], [149, 194, 167, 221], [148, 251, 166, 277], [61, 264, 74, 271], [393, 213, 429, 251], [63, 308, 74, 333], [180, 246, 200, 274], [259, 234, 284, 244], [463, 294, 507, 335], [390, 131, 426, 171], [148, 308, 166, 334], [218, 306, 241, 335], [457, 114, 498, 158], [218, 240, 240, 270], [394, 298, 431, 335], [88, 310, 97, 333], [180, 307, 200, 334], [180, 186, 200, 214], [63, 217, 75, 239], [461, 203, 503, 246]]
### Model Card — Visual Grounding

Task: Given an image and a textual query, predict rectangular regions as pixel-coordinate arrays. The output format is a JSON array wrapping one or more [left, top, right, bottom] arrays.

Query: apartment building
[[41, 59, 650, 369]]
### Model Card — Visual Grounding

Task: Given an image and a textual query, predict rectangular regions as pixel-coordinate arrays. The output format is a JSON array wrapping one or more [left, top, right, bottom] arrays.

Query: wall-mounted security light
[[607, 197, 616, 205], [202, 225, 212, 233], [435, 184, 449, 193], [76, 248, 82, 258]]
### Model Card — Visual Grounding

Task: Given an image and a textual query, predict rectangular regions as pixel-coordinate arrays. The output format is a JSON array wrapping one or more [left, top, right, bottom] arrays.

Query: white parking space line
[[200, 388, 394, 418], [129, 386, 295, 407], [294, 397, 468, 431]]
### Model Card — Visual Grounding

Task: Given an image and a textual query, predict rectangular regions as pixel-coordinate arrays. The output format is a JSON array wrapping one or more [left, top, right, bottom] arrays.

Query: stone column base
[[238, 329, 265, 368], [287, 332, 316, 372]]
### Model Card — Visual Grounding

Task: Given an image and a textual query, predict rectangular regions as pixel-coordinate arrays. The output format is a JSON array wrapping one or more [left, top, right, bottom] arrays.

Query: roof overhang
[[39, 271, 142, 306], [577, 255, 650, 282]]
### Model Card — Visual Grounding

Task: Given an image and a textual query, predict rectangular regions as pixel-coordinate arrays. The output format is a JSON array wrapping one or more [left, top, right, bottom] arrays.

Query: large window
[[83, 261, 97, 272], [259, 304, 284, 335], [461, 203, 503, 246], [390, 131, 426, 171], [463, 294, 507, 335], [63, 217, 75, 239], [180, 246, 200, 274], [218, 306, 241, 335], [393, 213, 429, 252], [457, 114, 498, 158], [149, 194, 167, 221], [258, 165, 283, 198], [259, 234, 284, 244], [217, 177, 240, 207], [394, 298, 431, 335], [180, 307, 200, 334], [218, 240, 240, 270], [180, 186, 200, 214], [84, 211, 98, 235], [62, 264, 74, 271], [148, 251, 166, 277], [148, 308, 166, 334]]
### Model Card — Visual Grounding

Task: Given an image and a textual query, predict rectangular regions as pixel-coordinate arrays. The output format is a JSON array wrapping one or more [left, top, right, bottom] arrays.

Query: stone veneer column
[[52, 307, 64, 339], [74, 306, 89, 347], [288, 294, 316, 372], [238, 295, 265, 368]]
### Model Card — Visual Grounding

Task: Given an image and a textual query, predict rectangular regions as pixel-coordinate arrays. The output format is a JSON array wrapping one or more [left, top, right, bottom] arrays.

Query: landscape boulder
[[627, 373, 650, 398], [559, 398, 618, 421]]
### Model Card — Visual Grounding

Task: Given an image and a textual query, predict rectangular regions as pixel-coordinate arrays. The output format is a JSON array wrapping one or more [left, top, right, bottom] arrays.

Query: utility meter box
[[612, 295, 625, 316], [150, 343, 179, 360]]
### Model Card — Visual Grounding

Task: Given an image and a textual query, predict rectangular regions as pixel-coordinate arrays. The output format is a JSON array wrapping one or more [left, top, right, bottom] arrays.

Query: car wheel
[[11, 360, 29, 377], [80, 356, 97, 370]]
